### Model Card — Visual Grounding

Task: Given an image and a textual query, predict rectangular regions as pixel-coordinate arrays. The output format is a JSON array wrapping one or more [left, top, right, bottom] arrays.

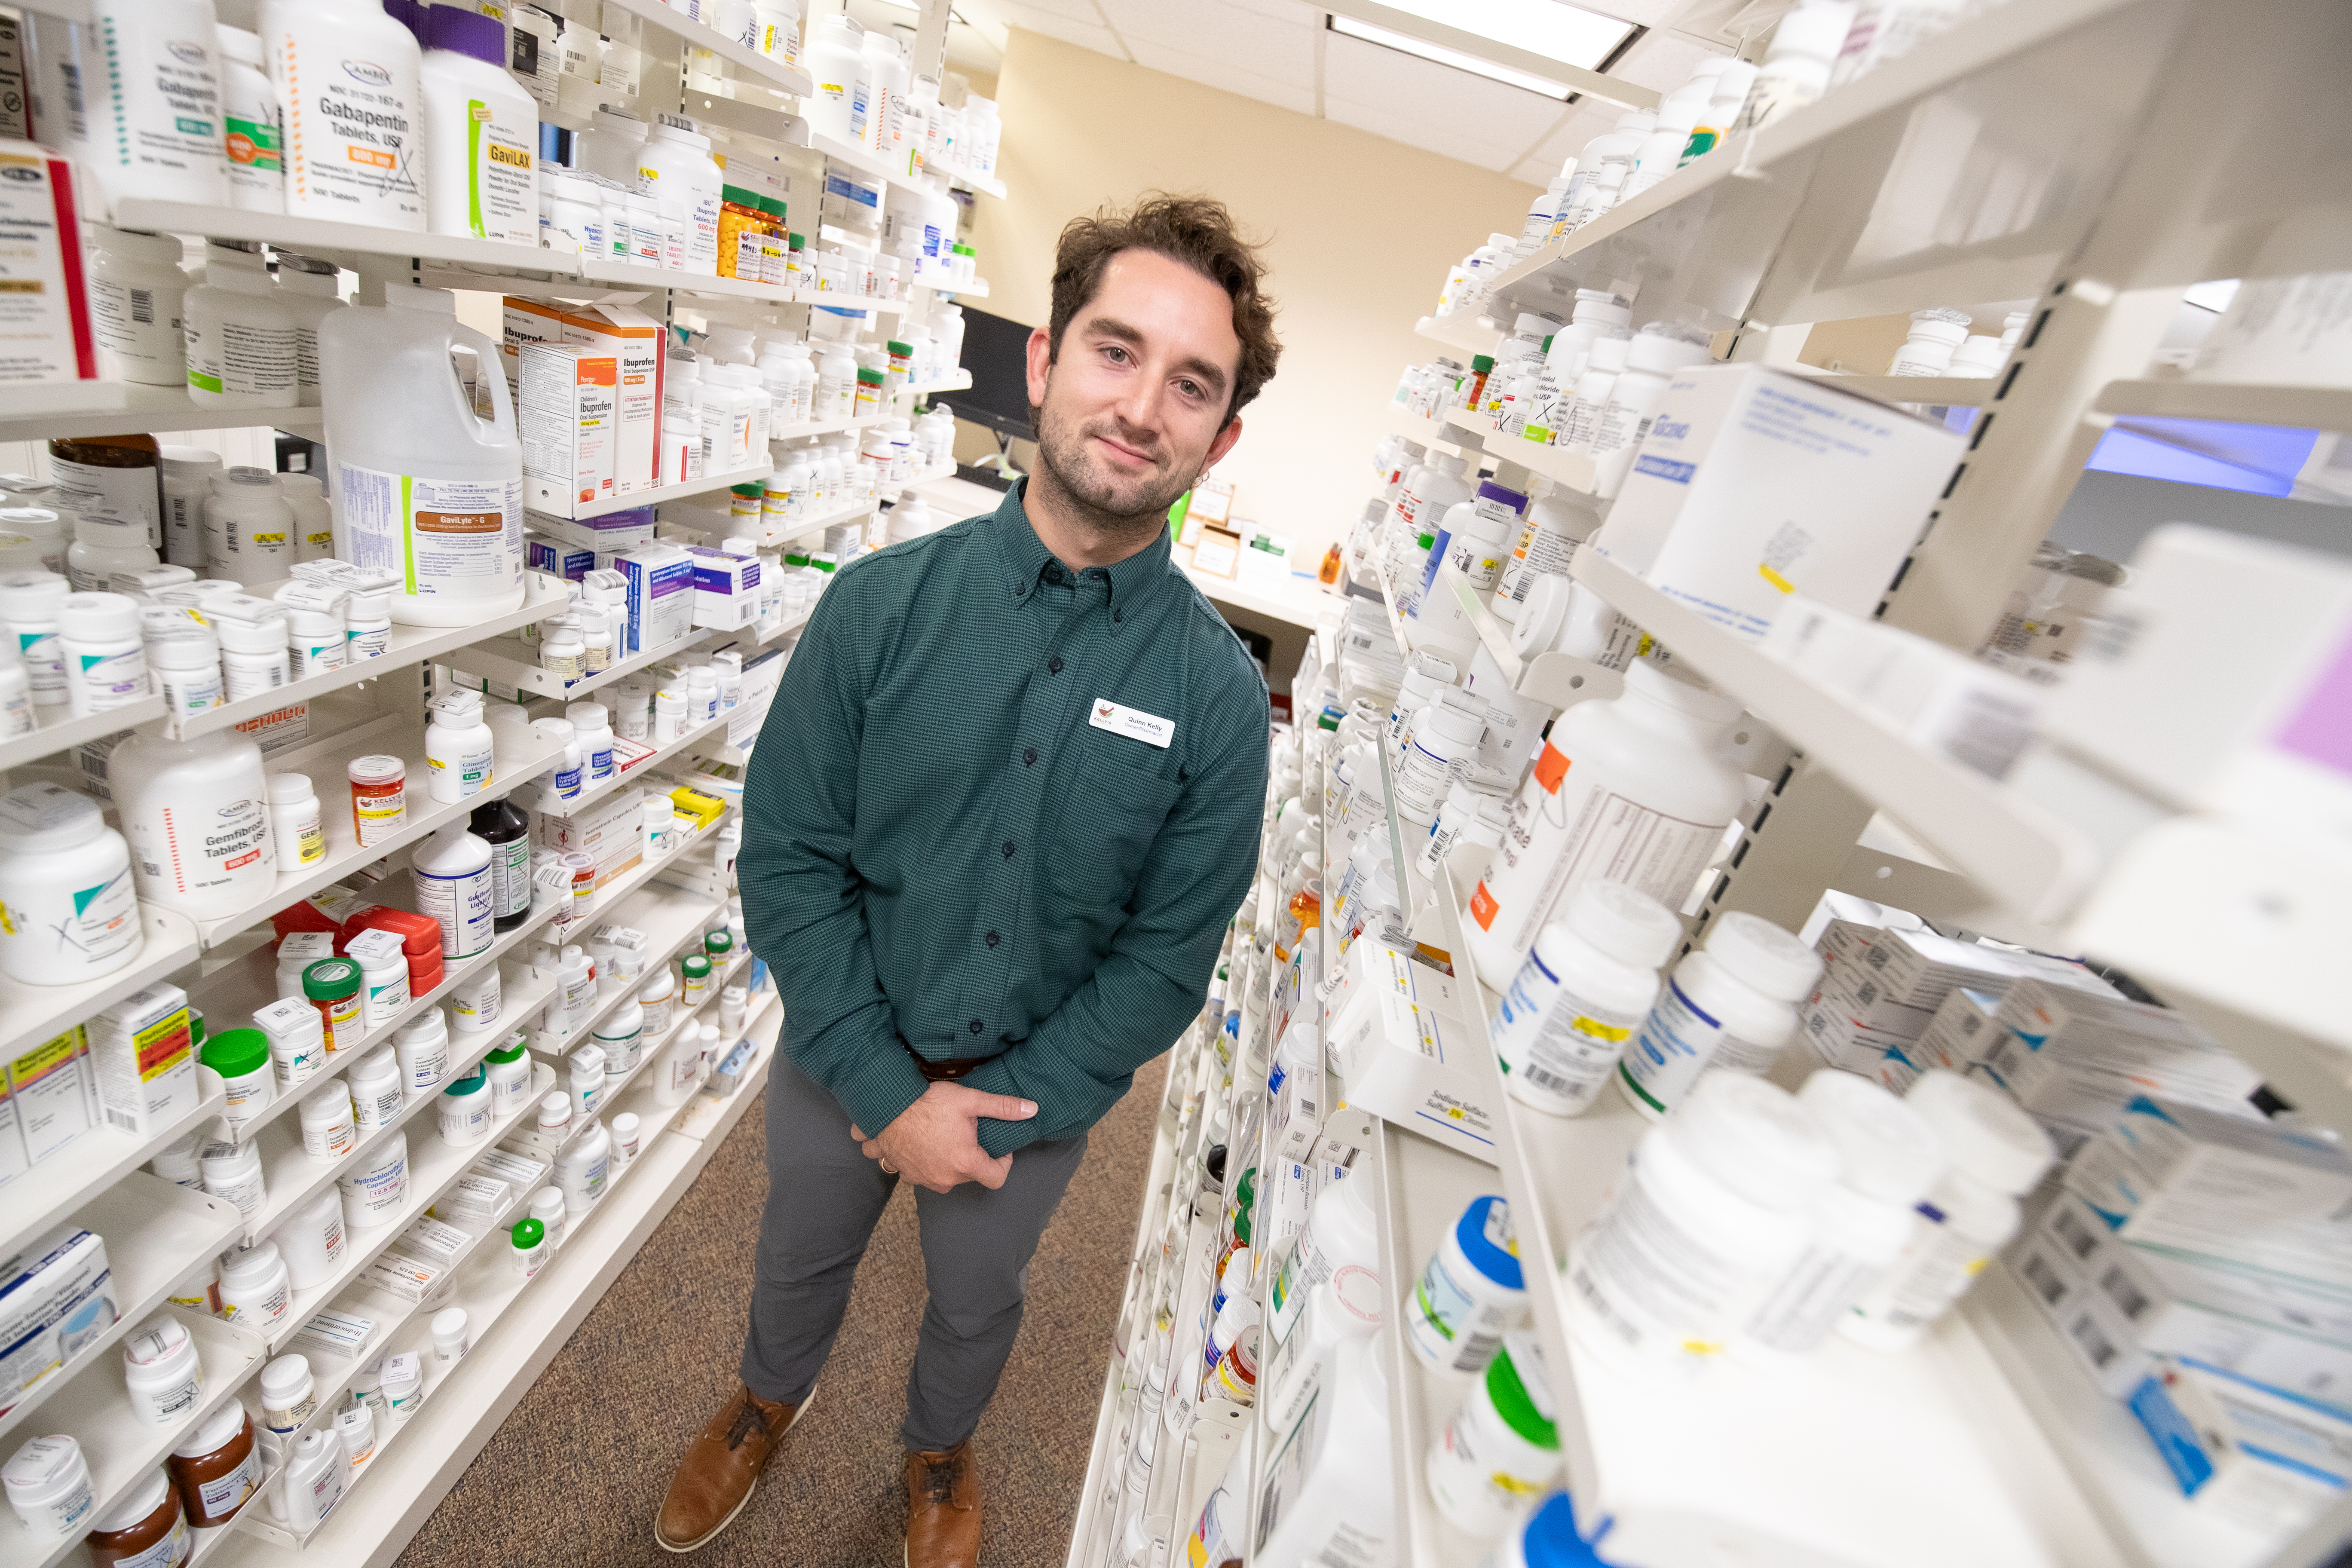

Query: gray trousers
[[741, 1051, 1088, 1451]]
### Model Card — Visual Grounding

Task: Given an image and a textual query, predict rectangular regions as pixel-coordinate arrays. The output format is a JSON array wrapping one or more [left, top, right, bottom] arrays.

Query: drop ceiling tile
[[985, 0, 1111, 24], [1093, 0, 1314, 74], [1322, 32, 1570, 153], [1121, 39, 1319, 115], [1517, 98, 1621, 175], [1320, 92, 1525, 174], [991, 1, 1130, 57], [1218, 0, 1325, 21]]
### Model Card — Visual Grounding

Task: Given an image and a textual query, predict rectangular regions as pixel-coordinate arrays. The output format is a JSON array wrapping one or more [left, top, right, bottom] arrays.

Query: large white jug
[[320, 285, 525, 626]]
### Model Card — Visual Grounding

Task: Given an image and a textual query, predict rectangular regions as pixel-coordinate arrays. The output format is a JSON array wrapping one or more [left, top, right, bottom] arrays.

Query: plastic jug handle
[[447, 319, 516, 440]]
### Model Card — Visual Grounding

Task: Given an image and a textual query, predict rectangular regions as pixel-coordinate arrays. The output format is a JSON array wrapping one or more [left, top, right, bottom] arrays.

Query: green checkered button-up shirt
[[740, 480, 1271, 1155]]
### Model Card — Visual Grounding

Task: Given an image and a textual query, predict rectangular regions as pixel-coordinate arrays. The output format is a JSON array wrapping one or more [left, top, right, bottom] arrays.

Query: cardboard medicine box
[[536, 787, 645, 891], [518, 342, 619, 516], [6, 1026, 90, 1165], [0, 142, 96, 384], [1324, 939, 1498, 1164], [0, 1226, 113, 1414], [686, 546, 762, 630], [504, 297, 663, 495], [85, 983, 197, 1136], [1596, 364, 1963, 641], [616, 544, 695, 653]]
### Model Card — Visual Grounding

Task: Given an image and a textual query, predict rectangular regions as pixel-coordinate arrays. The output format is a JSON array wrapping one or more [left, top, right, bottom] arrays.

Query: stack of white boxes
[[1800, 920, 2110, 1084], [2003, 1098, 2352, 1534]]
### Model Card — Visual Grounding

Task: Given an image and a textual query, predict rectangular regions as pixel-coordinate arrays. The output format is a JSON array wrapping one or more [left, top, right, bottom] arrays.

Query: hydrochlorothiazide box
[[1596, 365, 1963, 640], [615, 544, 694, 652]]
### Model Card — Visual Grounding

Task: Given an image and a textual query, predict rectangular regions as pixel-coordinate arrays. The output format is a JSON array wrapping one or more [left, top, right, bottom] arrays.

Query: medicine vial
[[347, 754, 407, 847], [1404, 1195, 1527, 1377], [56, 591, 152, 715], [266, 771, 325, 870], [426, 690, 496, 802], [121, 1318, 206, 1428], [1490, 881, 1680, 1118], [0, 782, 142, 986], [1616, 913, 1818, 1119]]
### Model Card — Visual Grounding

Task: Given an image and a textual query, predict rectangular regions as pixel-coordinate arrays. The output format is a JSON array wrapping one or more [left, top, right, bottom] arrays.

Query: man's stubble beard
[[1031, 394, 1200, 546]]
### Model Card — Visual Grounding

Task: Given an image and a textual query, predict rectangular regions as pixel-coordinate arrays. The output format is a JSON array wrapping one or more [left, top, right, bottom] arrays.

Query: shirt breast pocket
[[1052, 748, 1185, 919]]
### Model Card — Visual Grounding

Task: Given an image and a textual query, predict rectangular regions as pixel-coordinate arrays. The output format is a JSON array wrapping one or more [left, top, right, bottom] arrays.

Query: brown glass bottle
[[84, 1467, 187, 1568], [47, 434, 163, 552], [166, 1404, 260, 1528]]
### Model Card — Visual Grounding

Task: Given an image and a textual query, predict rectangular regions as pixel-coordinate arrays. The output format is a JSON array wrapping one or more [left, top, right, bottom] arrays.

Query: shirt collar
[[991, 478, 1175, 611]]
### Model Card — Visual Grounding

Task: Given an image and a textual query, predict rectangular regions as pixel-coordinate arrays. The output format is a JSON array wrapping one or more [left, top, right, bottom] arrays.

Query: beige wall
[[967, 29, 1540, 569]]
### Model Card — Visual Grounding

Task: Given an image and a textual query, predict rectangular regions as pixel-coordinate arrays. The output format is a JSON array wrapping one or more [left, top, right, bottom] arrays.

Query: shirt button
[[1047, 656, 1064, 675], [969, 1019, 984, 1035], [984, 930, 1000, 948], [1002, 840, 1016, 858], [1023, 747, 1037, 766], [1112, 608, 1123, 624]]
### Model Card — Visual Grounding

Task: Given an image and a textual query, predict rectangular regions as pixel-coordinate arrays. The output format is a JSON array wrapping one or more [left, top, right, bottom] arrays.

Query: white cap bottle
[[1492, 881, 1681, 1117], [1615, 912, 1819, 1119], [1842, 1071, 2052, 1349], [1464, 662, 1746, 989]]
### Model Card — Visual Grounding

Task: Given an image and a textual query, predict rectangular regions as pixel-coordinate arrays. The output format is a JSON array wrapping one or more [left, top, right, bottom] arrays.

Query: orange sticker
[[1532, 741, 1570, 794], [1469, 881, 1500, 931], [347, 147, 395, 170]]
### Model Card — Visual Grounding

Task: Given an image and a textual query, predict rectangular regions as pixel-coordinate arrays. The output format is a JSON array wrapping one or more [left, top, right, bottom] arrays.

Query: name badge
[[1090, 698, 1175, 749]]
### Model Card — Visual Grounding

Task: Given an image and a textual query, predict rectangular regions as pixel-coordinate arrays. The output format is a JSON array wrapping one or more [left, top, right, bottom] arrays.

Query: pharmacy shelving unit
[[1078, 2, 2352, 1561], [0, 0, 1010, 1560]]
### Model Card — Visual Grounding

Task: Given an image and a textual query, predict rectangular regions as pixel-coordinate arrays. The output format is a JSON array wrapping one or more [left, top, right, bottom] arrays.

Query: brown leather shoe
[[654, 1384, 812, 1552], [904, 1439, 982, 1568]]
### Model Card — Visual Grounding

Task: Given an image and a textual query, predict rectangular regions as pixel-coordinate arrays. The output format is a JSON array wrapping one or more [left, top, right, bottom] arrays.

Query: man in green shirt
[[655, 195, 1281, 1565]]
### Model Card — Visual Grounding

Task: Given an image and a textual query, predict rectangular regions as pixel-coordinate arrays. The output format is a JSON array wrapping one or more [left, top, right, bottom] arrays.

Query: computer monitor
[[934, 305, 1036, 444]]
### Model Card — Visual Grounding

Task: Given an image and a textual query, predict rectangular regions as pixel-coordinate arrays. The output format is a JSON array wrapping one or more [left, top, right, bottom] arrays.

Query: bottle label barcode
[[129, 288, 153, 325]]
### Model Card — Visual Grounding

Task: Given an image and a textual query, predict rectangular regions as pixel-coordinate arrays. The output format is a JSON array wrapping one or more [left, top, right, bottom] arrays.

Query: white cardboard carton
[[518, 343, 619, 516], [0, 1227, 113, 1414], [1325, 940, 1498, 1164], [1596, 364, 1963, 640], [2130, 1358, 2352, 1533], [85, 983, 198, 1135]]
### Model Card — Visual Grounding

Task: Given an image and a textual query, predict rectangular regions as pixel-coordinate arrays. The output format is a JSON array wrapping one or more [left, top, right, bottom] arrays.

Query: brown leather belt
[[908, 1044, 999, 1083]]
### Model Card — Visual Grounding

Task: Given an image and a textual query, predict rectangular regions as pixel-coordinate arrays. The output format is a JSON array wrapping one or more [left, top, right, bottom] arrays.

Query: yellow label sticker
[[1759, 562, 1796, 594]]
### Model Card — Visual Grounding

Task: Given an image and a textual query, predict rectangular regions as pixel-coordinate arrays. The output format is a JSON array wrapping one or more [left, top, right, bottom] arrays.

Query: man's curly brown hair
[[1044, 193, 1281, 429]]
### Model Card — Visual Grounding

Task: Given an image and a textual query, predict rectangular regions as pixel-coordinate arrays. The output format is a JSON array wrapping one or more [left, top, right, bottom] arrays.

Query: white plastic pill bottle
[[1616, 912, 1818, 1119], [0, 782, 141, 985], [1491, 880, 1679, 1118], [1564, 1072, 1836, 1374], [1465, 662, 1746, 990]]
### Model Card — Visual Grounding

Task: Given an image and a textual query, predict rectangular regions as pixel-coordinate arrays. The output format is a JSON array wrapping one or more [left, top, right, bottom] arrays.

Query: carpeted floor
[[394, 1056, 1164, 1568]]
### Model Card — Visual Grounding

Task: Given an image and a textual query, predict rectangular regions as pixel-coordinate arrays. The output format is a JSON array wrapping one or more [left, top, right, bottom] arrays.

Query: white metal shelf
[[1480, 425, 1599, 494], [0, 1081, 224, 1260], [1567, 550, 2094, 929], [0, 1308, 265, 1568], [0, 383, 326, 446], [952, 172, 1008, 201], [1792, 370, 2002, 408], [900, 370, 974, 398], [186, 712, 566, 949], [1412, 313, 1500, 358], [0, 695, 168, 773], [529, 882, 729, 1060], [597, 0, 815, 97], [513, 707, 735, 816], [0, 1176, 241, 1447], [0, 904, 201, 1069], [2095, 377, 2352, 431], [445, 625, 716, 703], [163, 579, 570, 741]]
